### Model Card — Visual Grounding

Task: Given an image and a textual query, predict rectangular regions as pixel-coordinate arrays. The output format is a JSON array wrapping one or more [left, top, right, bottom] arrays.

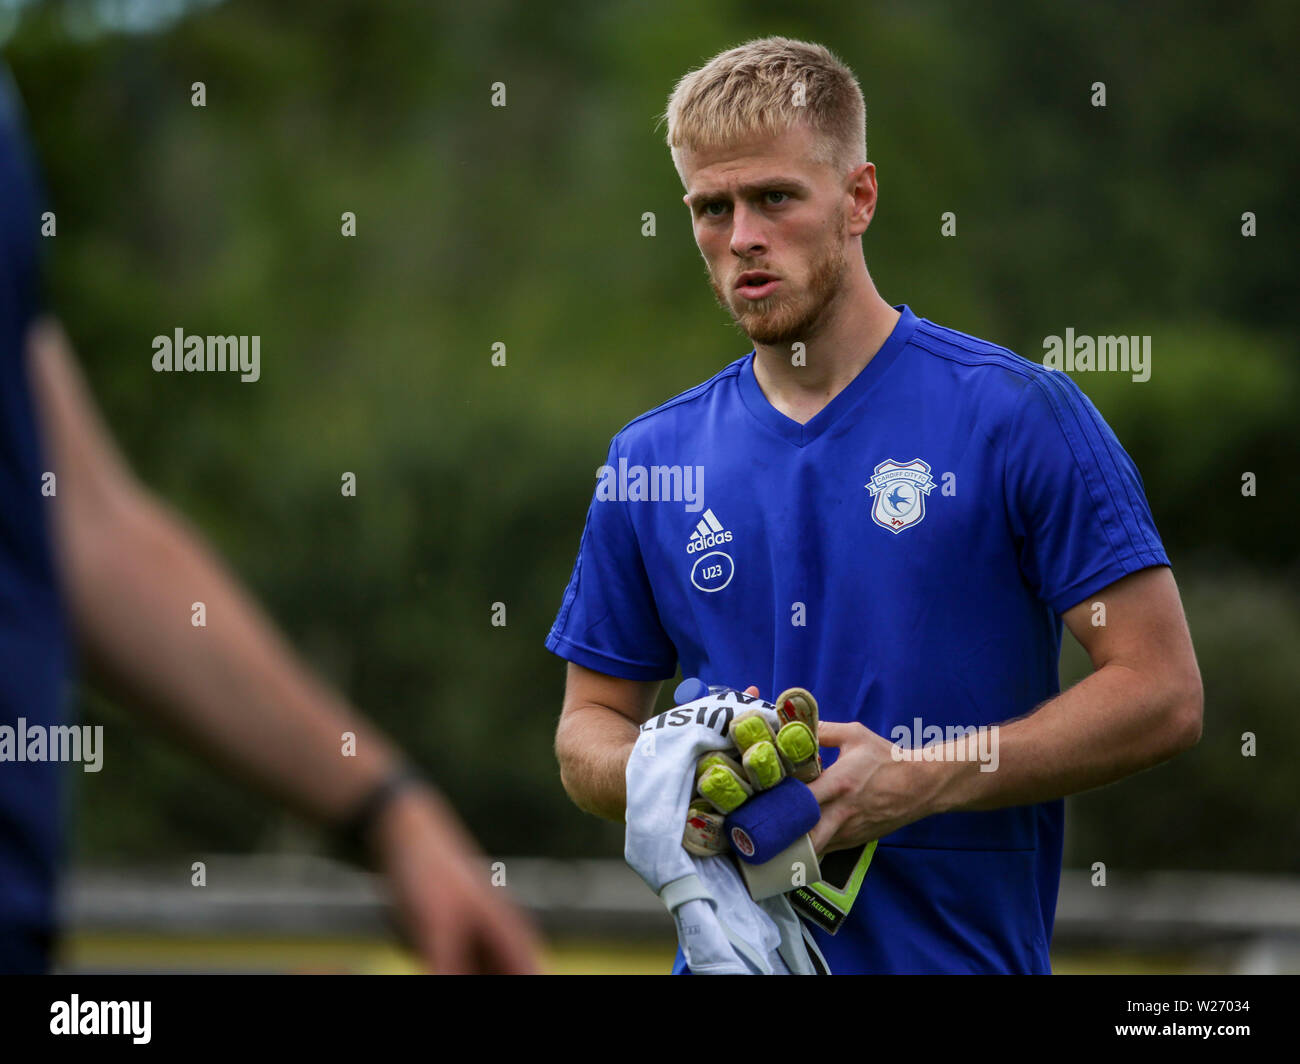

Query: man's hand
[[731, 686, 937, 856], [738, 685, 941, 854], [370, 786, 542, 974], [806, 721, 946, 855]]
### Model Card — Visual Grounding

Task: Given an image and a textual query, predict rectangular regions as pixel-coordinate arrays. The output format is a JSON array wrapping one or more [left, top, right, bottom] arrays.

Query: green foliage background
[[6, 0, 1297, 871]]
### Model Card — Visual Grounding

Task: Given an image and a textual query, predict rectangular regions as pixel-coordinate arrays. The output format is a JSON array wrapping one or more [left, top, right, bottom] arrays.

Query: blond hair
[[663, 37, 867, 178]]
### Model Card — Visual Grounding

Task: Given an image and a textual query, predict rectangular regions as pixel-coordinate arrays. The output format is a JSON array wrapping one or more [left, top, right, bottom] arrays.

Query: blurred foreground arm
[[28, 317, 539, 974]]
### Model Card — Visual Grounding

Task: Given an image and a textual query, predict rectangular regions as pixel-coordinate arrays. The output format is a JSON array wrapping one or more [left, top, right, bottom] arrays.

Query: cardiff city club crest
[[866, 458, 936, 534]]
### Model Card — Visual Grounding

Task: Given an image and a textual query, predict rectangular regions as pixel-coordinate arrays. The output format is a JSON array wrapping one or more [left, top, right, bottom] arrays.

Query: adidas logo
[[687, 509, 734, 554]]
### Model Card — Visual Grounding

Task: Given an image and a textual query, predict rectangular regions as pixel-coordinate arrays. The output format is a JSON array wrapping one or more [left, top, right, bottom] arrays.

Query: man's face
[[680, 122, 853, 347]]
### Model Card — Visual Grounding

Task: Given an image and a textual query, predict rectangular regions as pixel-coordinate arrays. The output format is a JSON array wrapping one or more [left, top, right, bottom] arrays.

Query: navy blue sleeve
[[0, 64, 70, 945], [545, 439, 678, 681], [1003, 370, 1170, 615]]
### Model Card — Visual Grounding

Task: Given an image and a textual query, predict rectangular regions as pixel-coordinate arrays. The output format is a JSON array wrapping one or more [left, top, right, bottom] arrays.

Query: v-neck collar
[[737, 304, 919, 447]]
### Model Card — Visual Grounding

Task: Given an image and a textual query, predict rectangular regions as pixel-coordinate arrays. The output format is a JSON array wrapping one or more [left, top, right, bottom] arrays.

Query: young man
[[548, 38, 1201, 974], [0, 65, 538, 975]]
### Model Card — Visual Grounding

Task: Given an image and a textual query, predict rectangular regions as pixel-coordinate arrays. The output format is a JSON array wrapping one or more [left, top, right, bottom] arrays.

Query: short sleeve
[[1003, 371, 1170, 615], [544, 439, 678, 680]]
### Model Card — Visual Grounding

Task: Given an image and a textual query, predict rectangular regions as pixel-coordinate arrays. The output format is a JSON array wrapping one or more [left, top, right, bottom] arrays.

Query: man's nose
[[729, 204, 767, 258]]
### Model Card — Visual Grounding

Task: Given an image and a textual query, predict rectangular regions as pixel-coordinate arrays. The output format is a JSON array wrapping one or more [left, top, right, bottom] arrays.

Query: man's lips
[[734, 272, 780, 300]]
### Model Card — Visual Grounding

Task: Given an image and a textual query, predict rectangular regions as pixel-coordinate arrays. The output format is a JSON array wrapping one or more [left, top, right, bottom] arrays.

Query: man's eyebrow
[[684, 178, 811, 208]]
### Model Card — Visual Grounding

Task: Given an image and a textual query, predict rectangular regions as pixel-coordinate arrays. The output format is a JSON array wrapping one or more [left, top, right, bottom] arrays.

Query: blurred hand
[[370, 786, 543, 974]]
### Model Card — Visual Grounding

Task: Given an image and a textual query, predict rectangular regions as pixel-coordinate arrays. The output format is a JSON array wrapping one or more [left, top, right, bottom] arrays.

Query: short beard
[[710, 210, 850, 348]]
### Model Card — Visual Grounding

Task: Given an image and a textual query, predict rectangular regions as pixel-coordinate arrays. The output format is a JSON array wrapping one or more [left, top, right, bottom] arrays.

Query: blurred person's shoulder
[[1, 64, 48, 355], [0, 64, 39, 194]]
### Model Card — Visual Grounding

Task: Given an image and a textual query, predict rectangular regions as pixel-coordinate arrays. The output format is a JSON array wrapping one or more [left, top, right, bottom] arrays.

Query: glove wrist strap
[[658, 873, 710, 912]]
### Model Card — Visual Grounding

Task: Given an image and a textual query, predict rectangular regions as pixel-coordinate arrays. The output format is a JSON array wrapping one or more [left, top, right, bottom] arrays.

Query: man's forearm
[[59, 486, 403, 827], [927, 662, 1202, 815], [555, 705, 640, 822]]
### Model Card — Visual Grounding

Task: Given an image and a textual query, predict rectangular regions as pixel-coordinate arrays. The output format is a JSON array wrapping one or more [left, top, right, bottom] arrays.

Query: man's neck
[[751, 274, 900, 426]]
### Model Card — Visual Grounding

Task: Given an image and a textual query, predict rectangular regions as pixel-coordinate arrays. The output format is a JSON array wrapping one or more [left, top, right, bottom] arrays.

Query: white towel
[[624, 692, 830, 975]]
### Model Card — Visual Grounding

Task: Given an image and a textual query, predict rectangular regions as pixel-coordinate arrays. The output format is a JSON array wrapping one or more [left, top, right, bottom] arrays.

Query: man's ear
[[846, 162, 877, 235]]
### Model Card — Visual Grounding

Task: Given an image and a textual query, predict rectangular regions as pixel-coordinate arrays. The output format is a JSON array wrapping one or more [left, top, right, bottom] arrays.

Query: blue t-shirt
[[546, 304, 1169, 974], [0, 66, 72, 959]]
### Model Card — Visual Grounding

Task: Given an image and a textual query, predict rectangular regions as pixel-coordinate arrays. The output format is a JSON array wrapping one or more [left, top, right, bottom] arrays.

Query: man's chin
[[733, 302, 806, 347]]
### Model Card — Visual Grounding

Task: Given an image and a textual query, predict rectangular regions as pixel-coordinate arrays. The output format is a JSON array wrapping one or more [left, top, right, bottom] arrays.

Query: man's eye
[[702, 202, 727, 217], [764, 191, 788, 206]]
